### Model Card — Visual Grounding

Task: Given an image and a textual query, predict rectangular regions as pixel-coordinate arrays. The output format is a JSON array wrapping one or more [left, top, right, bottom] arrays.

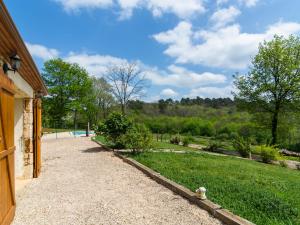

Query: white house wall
[[14, 98, 24, 177], [6, 67, 35, 178], [7, 70, 34, 98]]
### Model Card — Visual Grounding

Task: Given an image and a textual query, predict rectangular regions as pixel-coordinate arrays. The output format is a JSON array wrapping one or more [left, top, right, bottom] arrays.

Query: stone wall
[[23, 98, 34, 179]]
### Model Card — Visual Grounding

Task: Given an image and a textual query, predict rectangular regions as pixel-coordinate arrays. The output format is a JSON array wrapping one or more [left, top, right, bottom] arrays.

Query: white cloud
[[239, 0, 259, 7], [53, 0, 113, 12], [25, 42, 233, 99], [210, 6, 241, 28], [217, 0, 259, 7], [145, 0, 205, 19], [64, 52, 227, 89], [187, 85, 233, 98], [65, 53, 128, 76], [144, 64, 226, 88], [53, 0, 205, 19], [160, 88, 178, 98], [154, 21, 300, 69], [26, 43, 60, 61]]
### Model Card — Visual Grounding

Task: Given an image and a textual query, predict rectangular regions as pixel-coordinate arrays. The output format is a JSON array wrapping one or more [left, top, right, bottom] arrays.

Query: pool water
[[72, 131, 95, 136]]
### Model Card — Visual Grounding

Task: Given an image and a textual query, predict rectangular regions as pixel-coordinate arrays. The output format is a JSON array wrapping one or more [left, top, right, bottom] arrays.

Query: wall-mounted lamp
[[3, 54, 21, 74], [35, 91, 44, 99]]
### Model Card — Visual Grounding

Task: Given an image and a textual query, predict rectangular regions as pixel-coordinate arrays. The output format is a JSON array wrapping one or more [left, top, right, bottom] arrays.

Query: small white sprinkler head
[[196, 187, 207, 200]]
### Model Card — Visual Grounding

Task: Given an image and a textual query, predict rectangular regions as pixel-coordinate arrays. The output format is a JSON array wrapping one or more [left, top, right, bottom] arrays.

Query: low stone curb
[[92, 139, 255, 225]]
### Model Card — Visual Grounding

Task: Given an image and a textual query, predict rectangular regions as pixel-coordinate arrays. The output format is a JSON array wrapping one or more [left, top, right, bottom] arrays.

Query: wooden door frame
[[33, 98, 41, 178], [0, 71, 16, 225]]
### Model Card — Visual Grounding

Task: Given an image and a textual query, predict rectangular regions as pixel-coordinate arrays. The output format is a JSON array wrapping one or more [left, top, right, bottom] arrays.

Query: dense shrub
[[238, 124, 255, 138], [199, 123, 215, 136], [216, 133, 229, 141], [100, 112, 132, 148], [182, 136, 193, 147], [232, 136, 252, 158], [260, 145, 280, 163], [204, 140, 223, 152], [182, 121, 200, 135], [121, 124, 152, 153], [170, 135, 181, 145], [286, 143, 300, 153]]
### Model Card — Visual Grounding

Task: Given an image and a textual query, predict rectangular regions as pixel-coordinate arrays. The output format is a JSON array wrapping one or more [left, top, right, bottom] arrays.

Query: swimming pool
[[71, 131, 95, 136]]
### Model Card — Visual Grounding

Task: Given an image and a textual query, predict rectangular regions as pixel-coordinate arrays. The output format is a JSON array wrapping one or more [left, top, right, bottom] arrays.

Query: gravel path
[[12, 137, 222, 225]]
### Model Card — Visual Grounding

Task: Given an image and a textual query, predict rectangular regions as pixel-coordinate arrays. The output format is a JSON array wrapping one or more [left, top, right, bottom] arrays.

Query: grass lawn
[[130, 152, 300, 225], [94, 135, 111, 146], [152, 140, 196, 151], [94, 135, 196, 151], [283, 155, 300, 162]]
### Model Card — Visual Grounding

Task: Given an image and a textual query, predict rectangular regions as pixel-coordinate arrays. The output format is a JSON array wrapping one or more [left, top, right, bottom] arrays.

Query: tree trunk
[[271, 108, 279, 145], [121, 104, 126, 115]]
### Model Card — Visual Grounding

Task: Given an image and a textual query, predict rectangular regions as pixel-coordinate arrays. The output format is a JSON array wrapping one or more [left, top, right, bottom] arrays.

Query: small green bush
[[170, 135, 181, 145], [205, 140, 223, 152], [260, 145, 280, 163], [182, 136, 193, 147], [121, 124, 152, 154], [232, 136, 252, 158], [279, 160, 288, 168], [100, 112, 132, 148]]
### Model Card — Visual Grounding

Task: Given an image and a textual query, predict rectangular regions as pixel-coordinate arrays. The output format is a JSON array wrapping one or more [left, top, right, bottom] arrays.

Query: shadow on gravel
[[81, 147, 109, 153]]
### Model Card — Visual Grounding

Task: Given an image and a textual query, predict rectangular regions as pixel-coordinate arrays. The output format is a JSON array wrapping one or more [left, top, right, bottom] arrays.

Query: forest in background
[[42, 36, 300, 153]]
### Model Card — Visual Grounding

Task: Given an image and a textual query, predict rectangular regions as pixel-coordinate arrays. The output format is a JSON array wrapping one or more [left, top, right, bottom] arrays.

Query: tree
[[234, 35, 300, 145], [158, 99, 168, 113], [42, 59, 93, 128], [106, 63, 147, 115], [92, 77, 115, 119]]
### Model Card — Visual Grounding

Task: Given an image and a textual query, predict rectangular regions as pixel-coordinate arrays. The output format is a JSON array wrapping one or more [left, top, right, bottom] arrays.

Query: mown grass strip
[[131, 152, 300, 225]]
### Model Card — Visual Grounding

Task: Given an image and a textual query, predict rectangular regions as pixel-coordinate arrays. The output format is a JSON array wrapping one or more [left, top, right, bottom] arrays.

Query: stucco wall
[[0, 59, 35, 178], [14, 98, 24, 177], [7, 70, 34, 98]]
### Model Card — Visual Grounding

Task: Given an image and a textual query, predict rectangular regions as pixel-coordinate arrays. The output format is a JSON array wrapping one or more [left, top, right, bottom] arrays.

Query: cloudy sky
[[6, 0, 300, 101]]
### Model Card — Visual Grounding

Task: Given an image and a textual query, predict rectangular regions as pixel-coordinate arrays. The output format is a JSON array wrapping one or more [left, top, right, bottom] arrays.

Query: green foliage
[[42, 58, 93, 128], [152, 140, 195, 151], [232, 136, 251, 158], [91, 77, 115, 120], [182, 136, 193, 147], [205, 140, 223, 152], [279, 161, 288, 168], [284, 142, 300, 153], [234, 35, 300, 145], [216, 133, 229, 141], [170, 135, 181, 145], [101, 112, 132, 148], [132, 152, 300, 225], [260, 145, 280, 163], [121, 124, 152, 153]]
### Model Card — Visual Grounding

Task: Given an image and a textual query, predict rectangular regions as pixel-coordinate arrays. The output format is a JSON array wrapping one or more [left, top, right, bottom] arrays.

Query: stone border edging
[[92, 139, 255, 225]]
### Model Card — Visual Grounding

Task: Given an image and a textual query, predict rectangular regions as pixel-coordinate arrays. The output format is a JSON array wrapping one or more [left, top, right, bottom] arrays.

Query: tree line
[[42, 35, 300, 151]]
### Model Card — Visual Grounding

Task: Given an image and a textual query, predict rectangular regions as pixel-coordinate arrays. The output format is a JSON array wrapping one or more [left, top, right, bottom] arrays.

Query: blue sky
[[5, 0, 300, 101]]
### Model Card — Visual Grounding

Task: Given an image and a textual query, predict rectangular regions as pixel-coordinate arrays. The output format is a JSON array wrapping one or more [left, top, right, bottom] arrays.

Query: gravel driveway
[[13, 137, 222, 225]]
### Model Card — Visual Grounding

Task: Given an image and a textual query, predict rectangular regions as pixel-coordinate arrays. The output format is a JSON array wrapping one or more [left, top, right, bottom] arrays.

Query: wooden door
[[33, 98, 41, 178], [0, 71, 16, 225]]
